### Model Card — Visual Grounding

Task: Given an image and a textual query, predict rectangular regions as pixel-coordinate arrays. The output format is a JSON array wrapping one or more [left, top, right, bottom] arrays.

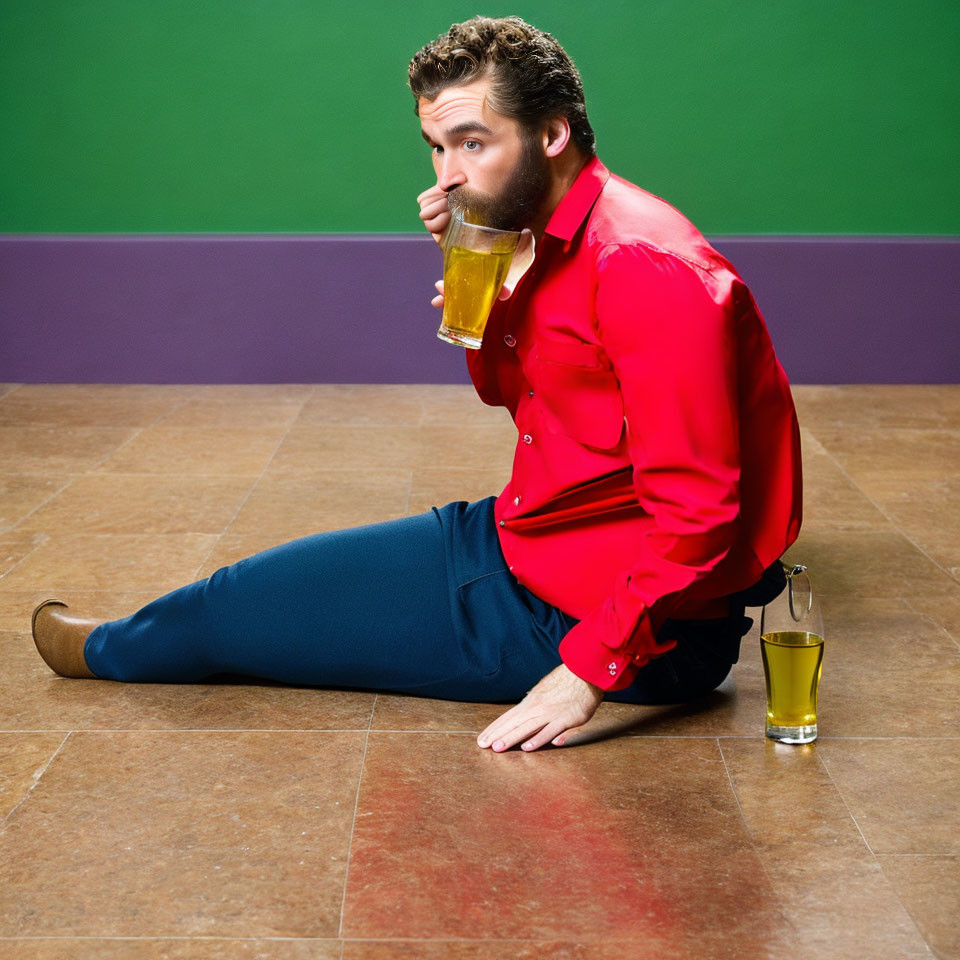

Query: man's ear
[[542, 116, 572, 158]]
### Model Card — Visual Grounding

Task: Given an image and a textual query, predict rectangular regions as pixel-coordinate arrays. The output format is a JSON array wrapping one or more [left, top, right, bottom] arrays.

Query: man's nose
[[437, 155, 466, 192]]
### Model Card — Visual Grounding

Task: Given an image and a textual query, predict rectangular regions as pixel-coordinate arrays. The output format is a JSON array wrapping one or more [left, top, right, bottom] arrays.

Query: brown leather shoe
[[31, 599, 102, 679]]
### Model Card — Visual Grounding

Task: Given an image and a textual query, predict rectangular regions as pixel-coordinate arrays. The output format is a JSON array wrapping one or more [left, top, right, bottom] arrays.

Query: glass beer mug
[[436, 214, 521, 350], [760, 563, 824, 744]]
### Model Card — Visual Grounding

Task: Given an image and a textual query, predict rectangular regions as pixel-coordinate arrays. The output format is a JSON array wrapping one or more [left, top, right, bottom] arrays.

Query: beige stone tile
[[15, 474, 256, 535], [0, 383, 189, 427], [183, 384, 316, 403], [342, 943, 795, 960], [228, 469, 411, 539], [783, 528, 959, 599], [416, 383, 516, 428], [863, 477, 960, 581], [296, 384, 425, 426], [293, 383, 509, 430], [793, 385, 960, 430], [799, 451, 891, 530], [721, 739, 929, 960], [817, 739, 960, 854], [907, 594, 960, 648], [0, 732, 66, 819], [0, 531, 46, 579], [0, 731, 364, 936], [0, 942, 340, 959], [721, 739, 866, 851], [812, 596, 960, 737], [878, 854, 960, 960], [0, 628, 375, 732], [813, 427, 960, 497], [155, 399, 305, 428], [799, 425, 827, 455], [0, 425, 138, 472], [407, 466, 512, 515], [0, 475, 73, 533], [0, 533, 217, 593], [341, 734, 797, 955], [95, 426, 287, 476], [270, 424, 515, 474]]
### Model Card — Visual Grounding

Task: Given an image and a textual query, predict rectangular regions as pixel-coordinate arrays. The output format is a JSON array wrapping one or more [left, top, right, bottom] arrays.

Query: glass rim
[[452, 212, 523, 238]]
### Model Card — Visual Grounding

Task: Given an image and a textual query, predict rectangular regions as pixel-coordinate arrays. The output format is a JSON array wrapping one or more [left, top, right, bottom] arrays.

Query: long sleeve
[[557, 242, 743, 690]]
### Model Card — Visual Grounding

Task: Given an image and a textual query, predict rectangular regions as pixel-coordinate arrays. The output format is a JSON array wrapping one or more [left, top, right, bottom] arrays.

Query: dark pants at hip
[[84, 497, 750, 705]]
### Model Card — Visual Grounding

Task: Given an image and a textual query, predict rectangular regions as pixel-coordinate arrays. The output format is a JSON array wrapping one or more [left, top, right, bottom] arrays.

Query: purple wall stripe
[[1, 234, 957, 384]]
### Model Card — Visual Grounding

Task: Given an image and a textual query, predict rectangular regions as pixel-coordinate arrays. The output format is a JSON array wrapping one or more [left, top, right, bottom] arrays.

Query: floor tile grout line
[[4, 730, 959, 739], [900, 597, 960, 653], [814, 750, 876, 857], [2, 730, 71, 828], [811, 749, 934, 952], [2, 475, 77, 534], [337, 726, 371, 940], [716, 739, 804, 947], [810, 429, 960, 586], [716, 739, 748, 826], [1, 394, 195, 554], [0, 935, 713, 942]]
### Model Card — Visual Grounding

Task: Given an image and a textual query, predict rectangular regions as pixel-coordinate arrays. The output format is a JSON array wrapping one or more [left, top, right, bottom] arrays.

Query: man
[[31, 16, 801, 754], [411, 16, 801, 750]]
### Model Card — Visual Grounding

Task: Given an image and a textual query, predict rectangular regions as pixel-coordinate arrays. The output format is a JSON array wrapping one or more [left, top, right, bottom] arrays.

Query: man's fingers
[[421, 211, 451, 237], [521, 720, 569, 752], [477, 701, 526, 746], [479, 711, 554, 752], [418, 197, 448, 220], [417, 185, 448, 206]]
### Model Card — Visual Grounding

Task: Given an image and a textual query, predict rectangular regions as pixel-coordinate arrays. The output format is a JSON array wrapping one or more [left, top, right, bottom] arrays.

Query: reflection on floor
[[0, 382, 958, 959]]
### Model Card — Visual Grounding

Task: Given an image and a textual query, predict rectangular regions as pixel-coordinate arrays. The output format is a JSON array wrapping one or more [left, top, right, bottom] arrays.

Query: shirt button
[[499, 520, 505, 527], [513, 495, 521, 506], [528, 390, 534, 397], [504, 334, 517, 347], [522, 434, 533, 445], [608, 661, 618, 675]]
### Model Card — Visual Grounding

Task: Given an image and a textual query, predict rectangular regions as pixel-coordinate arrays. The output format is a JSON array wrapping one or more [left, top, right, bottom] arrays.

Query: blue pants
[[84, 498, 750, 705]]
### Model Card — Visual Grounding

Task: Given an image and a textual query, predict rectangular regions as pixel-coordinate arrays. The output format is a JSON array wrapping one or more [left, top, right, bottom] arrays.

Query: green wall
[[1, 1, 957, 234]]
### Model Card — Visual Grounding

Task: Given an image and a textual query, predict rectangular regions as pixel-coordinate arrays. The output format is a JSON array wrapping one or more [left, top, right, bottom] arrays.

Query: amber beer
[[437, 216, 521, 349], [760, 630, 824, 744]]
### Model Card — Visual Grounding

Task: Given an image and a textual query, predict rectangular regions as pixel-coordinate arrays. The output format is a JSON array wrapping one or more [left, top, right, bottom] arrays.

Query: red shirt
[[465, 156, 802, 692]]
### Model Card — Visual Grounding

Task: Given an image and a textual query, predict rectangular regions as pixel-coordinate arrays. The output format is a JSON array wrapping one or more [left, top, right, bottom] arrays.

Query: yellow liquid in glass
[[440, 245, 514, 344], [760, 631, 824, 727]]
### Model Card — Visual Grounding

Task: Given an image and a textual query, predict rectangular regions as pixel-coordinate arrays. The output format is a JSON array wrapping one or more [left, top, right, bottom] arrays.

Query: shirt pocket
[[533, 337, 625, 450]]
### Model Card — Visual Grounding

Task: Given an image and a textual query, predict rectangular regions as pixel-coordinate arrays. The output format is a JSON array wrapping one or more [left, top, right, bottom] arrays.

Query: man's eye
[[433, 145, 443, 154], [464, 140, 481, 151]]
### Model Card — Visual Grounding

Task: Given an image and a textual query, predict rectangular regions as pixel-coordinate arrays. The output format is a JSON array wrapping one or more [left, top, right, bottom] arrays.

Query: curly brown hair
[[408, 16, 596, 156]]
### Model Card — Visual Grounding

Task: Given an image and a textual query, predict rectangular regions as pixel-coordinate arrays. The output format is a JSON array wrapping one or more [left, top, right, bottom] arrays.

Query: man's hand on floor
[[477, 662, 604, 753]]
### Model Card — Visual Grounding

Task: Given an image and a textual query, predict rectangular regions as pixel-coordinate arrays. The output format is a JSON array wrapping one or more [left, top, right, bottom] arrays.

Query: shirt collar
[[543, 155, 610, 249]]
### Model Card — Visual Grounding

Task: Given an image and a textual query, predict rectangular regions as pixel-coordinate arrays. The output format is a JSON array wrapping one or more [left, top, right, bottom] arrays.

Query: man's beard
[[446, 132, 551, 232]]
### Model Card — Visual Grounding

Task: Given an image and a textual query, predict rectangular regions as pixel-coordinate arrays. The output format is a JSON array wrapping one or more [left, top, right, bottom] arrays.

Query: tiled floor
[[0, 382, 958, 959]]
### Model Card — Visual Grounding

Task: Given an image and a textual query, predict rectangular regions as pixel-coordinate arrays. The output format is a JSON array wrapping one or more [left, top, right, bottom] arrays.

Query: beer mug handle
[[785, 563, 813, 622]]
